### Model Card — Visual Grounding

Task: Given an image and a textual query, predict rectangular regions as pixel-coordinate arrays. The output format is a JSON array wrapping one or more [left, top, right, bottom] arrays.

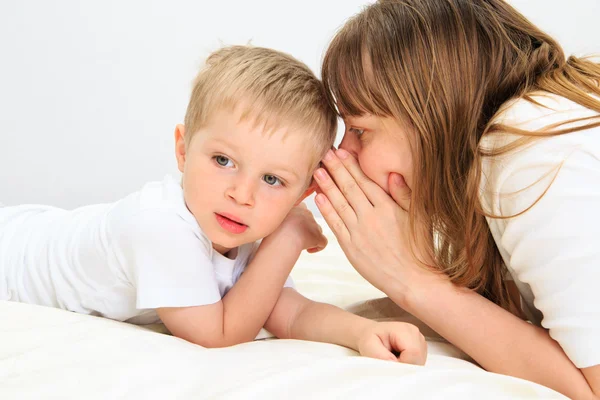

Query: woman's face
[[339, 114, 415, 193]]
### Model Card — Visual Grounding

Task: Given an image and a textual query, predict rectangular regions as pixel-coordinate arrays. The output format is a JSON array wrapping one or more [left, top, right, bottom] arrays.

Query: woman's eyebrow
[[345, 115, 374, 126]]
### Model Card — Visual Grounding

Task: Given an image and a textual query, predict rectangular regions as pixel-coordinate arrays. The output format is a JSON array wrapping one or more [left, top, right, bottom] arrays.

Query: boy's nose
[[226, 177, 256, 207]]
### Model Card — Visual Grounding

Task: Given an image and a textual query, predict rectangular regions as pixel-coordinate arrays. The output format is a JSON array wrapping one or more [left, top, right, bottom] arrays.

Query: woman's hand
[[313, 148, 443, 303]]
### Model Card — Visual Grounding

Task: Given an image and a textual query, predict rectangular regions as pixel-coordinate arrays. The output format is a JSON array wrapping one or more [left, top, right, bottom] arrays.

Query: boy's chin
[[205, 221, 283, 250], [209, 232, 257, 251]]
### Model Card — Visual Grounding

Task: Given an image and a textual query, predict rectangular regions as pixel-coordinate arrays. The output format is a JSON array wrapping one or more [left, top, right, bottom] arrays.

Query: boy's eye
[[214, 155, 233, 167], [263, 174, 282, 186]]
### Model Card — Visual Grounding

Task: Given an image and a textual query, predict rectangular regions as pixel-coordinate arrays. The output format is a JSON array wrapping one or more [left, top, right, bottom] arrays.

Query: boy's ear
[[295, 178, 318, 206], [174, 124, 186, 173]]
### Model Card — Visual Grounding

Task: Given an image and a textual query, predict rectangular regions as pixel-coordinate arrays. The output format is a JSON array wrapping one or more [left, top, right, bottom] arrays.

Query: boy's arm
[[158, 234, 301, 347], [264, 288, 427, 365], [157, 204, 327, 348]]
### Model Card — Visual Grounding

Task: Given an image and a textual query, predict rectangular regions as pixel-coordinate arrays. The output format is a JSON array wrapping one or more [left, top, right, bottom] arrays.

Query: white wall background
[[1, 0, 599, 211]]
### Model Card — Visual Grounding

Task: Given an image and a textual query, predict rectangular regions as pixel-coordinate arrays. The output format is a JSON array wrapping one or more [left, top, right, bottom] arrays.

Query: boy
[[0, 45, 426, 365]]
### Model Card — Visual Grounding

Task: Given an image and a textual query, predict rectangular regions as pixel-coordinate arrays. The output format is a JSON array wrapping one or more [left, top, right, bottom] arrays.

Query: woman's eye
[[263, 174, 282, 186], [214, 155, 234, 167], [349, 127, 365, 136]]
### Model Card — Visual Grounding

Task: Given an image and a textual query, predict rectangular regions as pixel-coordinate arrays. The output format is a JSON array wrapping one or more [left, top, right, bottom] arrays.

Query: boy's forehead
[[204, 115, 319, 174], [205, 103, 298, 136]]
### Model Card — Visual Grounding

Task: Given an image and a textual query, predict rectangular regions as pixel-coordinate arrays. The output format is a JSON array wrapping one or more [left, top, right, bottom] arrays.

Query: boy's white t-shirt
[[480, 93, 600, 368], [0, 175, 293, 325]]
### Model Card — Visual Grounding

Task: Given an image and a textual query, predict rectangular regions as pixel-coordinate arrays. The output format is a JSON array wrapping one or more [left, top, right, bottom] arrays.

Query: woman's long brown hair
[[322, 0, 600, 310]]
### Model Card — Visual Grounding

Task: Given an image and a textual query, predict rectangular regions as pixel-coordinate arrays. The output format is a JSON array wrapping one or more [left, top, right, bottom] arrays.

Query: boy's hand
[[357, 321, 427, 365], [265, 203, 328, 253]]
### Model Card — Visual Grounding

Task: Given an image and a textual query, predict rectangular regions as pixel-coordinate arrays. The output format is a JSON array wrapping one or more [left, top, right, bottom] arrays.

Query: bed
[[0, 219, 566, 399]]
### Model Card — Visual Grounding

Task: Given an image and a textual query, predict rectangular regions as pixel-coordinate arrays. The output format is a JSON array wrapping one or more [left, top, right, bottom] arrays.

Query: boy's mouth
[[215, 213, 248, 234]]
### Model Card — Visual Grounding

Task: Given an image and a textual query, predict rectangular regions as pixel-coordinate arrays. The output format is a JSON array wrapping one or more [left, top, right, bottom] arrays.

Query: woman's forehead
[[343, 113, 387, 126]]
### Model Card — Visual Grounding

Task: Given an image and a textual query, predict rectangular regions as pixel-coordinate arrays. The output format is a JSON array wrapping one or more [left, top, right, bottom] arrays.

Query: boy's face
[[175, 108, 316, 255]]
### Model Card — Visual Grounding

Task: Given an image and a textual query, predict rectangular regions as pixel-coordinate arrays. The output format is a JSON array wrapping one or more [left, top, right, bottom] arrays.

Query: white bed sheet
[[0, 219, 566, 399]]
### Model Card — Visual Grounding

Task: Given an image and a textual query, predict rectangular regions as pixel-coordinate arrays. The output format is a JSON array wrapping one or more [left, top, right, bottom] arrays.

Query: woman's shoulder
[[480, 92, 600, 215], [482, 92, 600, 173], [495, 91, 599, 131]]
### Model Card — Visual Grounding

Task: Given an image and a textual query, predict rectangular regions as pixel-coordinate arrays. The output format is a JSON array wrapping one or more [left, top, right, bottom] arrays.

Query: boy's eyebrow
[[207, 137, 238, 150], [270, 164, 301, 181]]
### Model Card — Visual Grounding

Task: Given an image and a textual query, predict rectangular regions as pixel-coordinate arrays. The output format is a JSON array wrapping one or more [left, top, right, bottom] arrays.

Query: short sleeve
[[497, 148, 600, 368], [115, 210, 221, 309], [283, 276, 295, 289]]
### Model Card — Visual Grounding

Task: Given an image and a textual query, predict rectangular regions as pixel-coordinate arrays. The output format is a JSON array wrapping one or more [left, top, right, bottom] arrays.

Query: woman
[[312, 0, 600, 398]]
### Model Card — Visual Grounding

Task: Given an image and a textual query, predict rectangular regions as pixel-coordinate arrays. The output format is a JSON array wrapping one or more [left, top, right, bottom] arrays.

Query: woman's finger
[[388, 172, 412, 212], [314, 192, 351, 245], [320, 150, 373, 216], [314, 167, 358, 226], [335, 148, 391, 207]]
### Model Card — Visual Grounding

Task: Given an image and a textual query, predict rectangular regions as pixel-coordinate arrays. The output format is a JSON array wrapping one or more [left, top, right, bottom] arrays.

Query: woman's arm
[[264, 287, 427, 365], [397, 276, 597, 399], [313, 148, 600, 399]]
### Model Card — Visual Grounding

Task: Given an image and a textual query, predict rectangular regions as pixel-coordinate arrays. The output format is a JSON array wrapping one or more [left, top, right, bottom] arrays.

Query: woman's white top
[[480, 93, 600, 368]]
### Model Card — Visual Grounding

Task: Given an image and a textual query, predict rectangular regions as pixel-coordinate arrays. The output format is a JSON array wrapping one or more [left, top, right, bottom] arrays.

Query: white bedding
[[0, 219, 566, 399]]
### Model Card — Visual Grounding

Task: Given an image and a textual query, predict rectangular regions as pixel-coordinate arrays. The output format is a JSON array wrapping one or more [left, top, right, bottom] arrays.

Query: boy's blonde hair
[[184, 45, 337, 165]]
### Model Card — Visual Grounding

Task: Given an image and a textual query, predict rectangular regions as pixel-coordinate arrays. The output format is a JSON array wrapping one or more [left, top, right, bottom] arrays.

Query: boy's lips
[[215, 213, 248, 234]]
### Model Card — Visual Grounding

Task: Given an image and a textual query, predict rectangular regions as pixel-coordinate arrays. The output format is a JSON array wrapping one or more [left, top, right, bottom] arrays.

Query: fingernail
[[336, 148, 349, 159], [324, 150, 334, 161], [315, 169, 328, 181], [315, 194, 326, 205]]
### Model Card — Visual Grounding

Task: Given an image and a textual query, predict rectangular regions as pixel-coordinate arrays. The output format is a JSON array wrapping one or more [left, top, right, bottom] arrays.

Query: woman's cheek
[[357, 153, 390, 193]]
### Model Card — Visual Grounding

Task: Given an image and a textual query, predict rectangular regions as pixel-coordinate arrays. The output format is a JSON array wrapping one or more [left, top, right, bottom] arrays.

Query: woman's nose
[[338, 132, 360, 159]]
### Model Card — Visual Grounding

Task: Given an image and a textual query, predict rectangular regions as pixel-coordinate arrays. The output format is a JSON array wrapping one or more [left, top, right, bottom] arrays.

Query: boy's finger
[[362, 337, 397, 362], [390, 329, 427, 366], [306, 234, 328, 253], [398, 347, 427, 366], [317, 235, 328, 251]]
